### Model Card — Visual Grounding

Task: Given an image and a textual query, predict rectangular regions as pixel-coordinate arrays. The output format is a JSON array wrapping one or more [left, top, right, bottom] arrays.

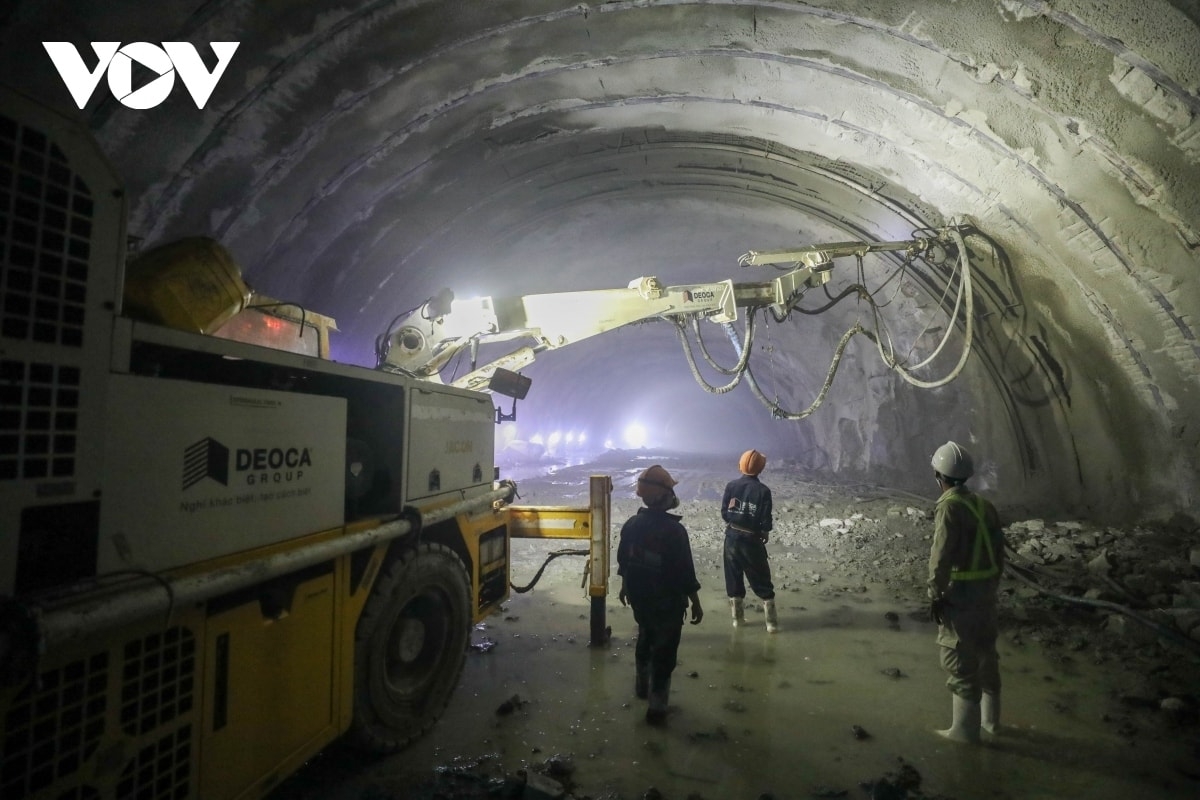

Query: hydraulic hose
[[510, 548, 589, 594], [872, 223, 975, 389], [678, 224, 978, 417], [673, 311, 754, 393], [723, 320, 867, 420], [1003, 544, 1200, 657], [690, 313, 752, 376]]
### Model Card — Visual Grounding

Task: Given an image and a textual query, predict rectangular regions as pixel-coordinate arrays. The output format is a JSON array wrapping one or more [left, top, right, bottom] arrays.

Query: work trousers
[[723, 531, 775, 600], [936, 588, 1001, 701], [634, 619, 684, 686]]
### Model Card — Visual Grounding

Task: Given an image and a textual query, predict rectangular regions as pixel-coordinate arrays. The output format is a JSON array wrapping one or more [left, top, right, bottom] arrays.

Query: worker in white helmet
[[927, 441, 1005, 743], [617, 464, 703, 724]]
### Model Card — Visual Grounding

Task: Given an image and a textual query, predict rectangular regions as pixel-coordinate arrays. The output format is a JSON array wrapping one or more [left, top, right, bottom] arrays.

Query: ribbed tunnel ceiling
[[3, 0, 1198, 522]]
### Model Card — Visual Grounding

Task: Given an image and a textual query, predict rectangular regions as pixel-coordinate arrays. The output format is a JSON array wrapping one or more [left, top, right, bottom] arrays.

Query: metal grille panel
[[0, 358, 81, 481], [0, 111, 92, 348], [116, 725, 192, 800], [56, 788, 101, 800], [0, 625, 199, 799], [0, 653, 108, 799], [120, 628, 197, 737]]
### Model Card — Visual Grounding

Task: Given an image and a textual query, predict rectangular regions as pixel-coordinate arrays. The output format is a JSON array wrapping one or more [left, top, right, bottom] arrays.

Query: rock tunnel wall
[[1, 0, 1197, 523]]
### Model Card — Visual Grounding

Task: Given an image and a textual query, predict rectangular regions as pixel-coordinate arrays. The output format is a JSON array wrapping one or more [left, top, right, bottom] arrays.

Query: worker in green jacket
[[927, 441, 1005, 743]]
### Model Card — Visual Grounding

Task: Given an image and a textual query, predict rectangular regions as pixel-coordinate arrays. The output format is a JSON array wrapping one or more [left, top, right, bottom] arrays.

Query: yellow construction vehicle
[[0, 87, 548, 800]]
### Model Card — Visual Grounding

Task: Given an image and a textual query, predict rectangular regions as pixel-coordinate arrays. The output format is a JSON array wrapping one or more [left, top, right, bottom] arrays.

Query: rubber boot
[[634, 661, 649, 699], [937, 694, 982, 743], [730, 597, 746, 628], [646, 676, 671, 725], [764, 599, 779, 633], [981, 691, 1000, 735]]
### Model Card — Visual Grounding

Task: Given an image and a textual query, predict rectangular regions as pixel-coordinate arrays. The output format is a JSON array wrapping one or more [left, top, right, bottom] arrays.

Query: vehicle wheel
[[350, 542, 471, 753]]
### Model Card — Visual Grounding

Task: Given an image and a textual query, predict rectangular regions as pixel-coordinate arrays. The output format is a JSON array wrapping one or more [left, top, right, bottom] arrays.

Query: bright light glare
[[604, 438, 615, 450], [578, 432, 587, 444], [548, 431, 562, 448], [566, 431, 576, 444], [442, 296, 496, 338], [623, 423, 647, 448], [498, 424, 517, 445], [530, 433, 544, 445]]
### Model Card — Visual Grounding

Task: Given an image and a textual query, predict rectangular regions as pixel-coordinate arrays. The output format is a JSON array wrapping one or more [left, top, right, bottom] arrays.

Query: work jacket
[[721, 474, 774, 538], [617, 508, 701, 626]]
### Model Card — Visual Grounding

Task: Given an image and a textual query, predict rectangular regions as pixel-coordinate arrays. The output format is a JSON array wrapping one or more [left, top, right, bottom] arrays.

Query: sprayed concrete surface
[[272, 452, 1200, 800]]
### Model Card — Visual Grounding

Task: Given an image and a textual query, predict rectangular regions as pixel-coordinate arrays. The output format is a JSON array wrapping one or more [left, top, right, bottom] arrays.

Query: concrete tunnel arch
[[3, 0, 1197, 522]]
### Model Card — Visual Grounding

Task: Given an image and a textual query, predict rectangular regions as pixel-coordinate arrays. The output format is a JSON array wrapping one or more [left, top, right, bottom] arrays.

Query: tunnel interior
[[3, 0, 1198, 523]]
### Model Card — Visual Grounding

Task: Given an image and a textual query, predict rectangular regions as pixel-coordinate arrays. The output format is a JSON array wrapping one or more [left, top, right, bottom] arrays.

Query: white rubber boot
[[764, 599, 779, 633], [981, 691, 1000, 735], [730, 597, 746, 628], [937, 694, 982, 743]]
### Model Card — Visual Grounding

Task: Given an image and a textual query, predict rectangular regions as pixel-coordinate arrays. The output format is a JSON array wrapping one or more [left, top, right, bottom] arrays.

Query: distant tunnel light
[[623, 423, 647, 449]]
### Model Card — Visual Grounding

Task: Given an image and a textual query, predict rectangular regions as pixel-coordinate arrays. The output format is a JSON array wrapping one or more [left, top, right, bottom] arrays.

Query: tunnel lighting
[[578, 432, 587, 444], [548, 431, 562, 447], [440, 294, 496, 338], [623, 423, 647, 448], [604, 438, 615, 450], [565, 431, 576, 444], [530, 433, 544, 445]]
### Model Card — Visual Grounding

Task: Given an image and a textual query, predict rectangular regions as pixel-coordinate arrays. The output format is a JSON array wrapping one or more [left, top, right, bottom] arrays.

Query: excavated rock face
[[3, 1, 1198, 522]]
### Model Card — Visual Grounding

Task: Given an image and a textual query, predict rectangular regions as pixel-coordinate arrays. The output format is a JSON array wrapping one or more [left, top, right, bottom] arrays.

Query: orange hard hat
[[739, 449, 766, 476]]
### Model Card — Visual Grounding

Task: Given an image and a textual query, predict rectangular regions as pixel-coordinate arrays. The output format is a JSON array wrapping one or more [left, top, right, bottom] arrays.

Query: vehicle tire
[[350, 542, 471, 753]]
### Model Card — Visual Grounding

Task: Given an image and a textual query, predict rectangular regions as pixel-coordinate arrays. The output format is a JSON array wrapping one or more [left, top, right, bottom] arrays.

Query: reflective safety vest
[[946, 493, 1000, 581]]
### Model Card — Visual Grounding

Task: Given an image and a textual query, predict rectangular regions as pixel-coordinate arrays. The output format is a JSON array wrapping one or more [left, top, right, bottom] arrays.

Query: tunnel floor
[[272, 452, 1200, 800]]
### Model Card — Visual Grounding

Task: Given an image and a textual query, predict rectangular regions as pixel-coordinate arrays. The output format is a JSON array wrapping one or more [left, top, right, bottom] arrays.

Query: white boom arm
[[378, 235, 943, 394]]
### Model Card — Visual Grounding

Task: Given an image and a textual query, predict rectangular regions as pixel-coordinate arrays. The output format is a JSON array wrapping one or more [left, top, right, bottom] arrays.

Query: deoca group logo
[[182, 437, 315, 491], [43, 41, 239, 109]]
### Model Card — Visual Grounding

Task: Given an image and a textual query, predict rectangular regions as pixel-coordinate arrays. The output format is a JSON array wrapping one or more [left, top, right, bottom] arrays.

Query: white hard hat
[[931, 441, 974, 480]]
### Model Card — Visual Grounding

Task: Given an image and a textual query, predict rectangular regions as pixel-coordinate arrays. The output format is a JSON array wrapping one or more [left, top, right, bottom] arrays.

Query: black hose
[[510, 549, 589, 594], [1003, 544, 1200, 657]]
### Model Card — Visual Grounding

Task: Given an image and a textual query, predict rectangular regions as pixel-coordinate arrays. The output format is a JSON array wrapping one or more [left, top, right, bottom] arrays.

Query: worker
[[926, 441, 1005, 743], [617, 464, 704, 724], [722, 449, 778, 632]]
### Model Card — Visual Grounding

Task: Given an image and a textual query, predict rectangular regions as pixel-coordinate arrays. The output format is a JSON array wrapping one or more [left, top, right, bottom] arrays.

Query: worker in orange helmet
[[927, 441, 1005, 743], [721, 449, 778, 632], [617, 464, 703, 724]]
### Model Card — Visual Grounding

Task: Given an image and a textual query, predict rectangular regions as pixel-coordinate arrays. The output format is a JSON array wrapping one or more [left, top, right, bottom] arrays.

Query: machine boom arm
[[378, 234, 945, 394]]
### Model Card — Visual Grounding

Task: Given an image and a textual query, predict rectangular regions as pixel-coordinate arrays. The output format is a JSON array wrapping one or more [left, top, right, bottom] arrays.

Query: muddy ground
[[273, 451, 1200, 800]]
